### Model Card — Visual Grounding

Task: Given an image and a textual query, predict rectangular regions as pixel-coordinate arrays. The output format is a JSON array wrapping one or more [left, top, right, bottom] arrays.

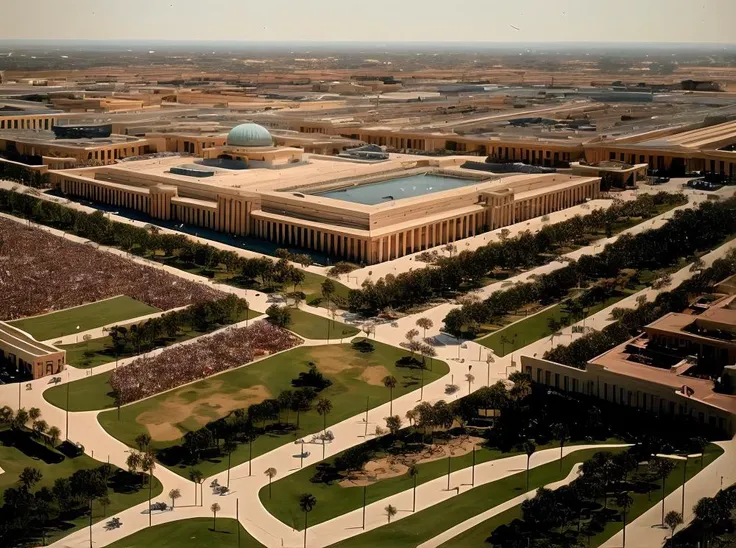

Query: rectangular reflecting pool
[[314, 173, 478, 205]]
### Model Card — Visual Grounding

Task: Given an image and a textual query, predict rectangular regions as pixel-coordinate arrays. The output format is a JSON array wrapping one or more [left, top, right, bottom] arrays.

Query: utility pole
[[446, 456, 451, 491], [237, 498, 240, 548], [472, 447, 476, 487], [66, 372, 70, 440], [362, 485, 367, 529]]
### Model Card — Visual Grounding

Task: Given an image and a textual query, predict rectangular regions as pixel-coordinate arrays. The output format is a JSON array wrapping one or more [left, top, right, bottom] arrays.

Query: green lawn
[[287, 308, 360, 340], [60, 308, 262, 369], [476, 291, 637, 356], [0, 432, 162, 544], [441, 444, 724, 548], [94, 340, 448, 478], [106, 518, 263, 548], [262, 444, 522, 530], [329, 447, 627, 548], [8, 296, 159, 341], [44, 369, 117, 411]]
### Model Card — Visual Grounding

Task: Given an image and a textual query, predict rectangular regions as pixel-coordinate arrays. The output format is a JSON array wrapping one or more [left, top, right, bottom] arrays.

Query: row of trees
[[105, 294, 250, 358], [667, 484, 736, 548], [545, 247, 736, 369], [0, 190, 314, 292], [346, 193, 687, 314], [445, 196, 736, 335], [0, 406, 62, 448], [0, 161, 50, 188], [488, 448, 687, 548]]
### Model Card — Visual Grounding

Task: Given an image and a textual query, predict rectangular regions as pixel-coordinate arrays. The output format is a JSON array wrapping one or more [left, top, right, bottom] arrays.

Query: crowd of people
[[0, 217, 224, 321], [109, 321, 301, 404]]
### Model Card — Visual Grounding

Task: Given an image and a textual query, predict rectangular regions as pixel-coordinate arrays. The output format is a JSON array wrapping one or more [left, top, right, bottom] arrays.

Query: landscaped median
[[49, 338, 448, 479], [7, 295, 159, 341], [328, 447, 628, 548], [259, 433, 621, 530], [438, 444, 724, 548], [104, 518, 263, 548]]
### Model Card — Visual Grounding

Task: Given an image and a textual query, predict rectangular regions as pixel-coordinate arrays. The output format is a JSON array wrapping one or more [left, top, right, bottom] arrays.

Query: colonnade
[[374, 211, 483, 262], [253, 217, 370, 263], [514, 181, 598, 223], [59, 177, 150, 213]]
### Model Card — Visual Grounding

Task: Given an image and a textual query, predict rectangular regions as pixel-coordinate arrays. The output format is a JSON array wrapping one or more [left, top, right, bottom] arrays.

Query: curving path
[[0, 183, 727, 547]]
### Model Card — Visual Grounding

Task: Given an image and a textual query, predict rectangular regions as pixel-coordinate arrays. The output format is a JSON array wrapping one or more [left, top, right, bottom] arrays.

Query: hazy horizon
[[3, 0, 735, 44]]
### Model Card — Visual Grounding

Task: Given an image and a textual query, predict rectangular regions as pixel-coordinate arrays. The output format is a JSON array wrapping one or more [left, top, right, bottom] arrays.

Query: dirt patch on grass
[[339, 436, 485, 487], [358, 365, 391, 386], [306, 346, 359, 375], [135, 382, 271, 442]]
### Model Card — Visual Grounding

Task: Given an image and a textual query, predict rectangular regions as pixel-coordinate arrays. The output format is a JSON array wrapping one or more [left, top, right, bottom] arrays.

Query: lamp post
[[681, 453, 703, 515], [654, 453, 687, 524]]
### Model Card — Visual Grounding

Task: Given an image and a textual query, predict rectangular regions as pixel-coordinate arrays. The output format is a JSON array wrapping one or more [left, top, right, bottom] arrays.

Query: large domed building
[[226, 123, 274, 148], [203, 122, 302, 168]]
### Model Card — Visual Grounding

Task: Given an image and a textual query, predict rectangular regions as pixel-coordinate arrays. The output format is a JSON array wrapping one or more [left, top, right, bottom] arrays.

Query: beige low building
[[50, 124, 601, 265], [521, 294, 736, 435], [0, 321, 65, 380]]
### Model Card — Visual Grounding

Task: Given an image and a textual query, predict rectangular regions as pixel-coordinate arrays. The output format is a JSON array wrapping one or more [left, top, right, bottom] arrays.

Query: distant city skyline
[[3, 0, 735, 44]]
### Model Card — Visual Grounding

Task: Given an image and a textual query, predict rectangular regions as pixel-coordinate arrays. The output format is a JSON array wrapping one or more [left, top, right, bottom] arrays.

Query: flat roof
[[590, 337, 736, 414]]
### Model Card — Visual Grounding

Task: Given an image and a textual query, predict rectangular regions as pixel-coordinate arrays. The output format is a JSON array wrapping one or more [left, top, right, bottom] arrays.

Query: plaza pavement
[[0, 179, 730, 547]]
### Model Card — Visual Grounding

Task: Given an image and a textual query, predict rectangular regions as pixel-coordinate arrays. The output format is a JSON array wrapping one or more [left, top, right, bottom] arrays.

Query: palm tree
[[299, 493, 317, 548], [382, 376, 398, 415], [385, 504, 397, 523], [664, 510, 683, 544], [405, 409, 417, 427], [315, 398, 332, 434], [12, 408, 29, 430], [211, 502, 221, 531], [32, 419, 48, 440], [28, 407, 41, 422], [0, 405, 13, 425], [409, 465, 419, 512], [47, 425, 61, 447], [135, 433, 152, 451], [19, 467, 42, 490], [142, 451, 156, 526], [523, 440, 536, 491], [551, 423, 569, 471], [416, 317, 433, 341], [169, 488, 181, 508], [126, 451, 142, 476], [616, 491, 634, 547], [264, 467, 277, 499], [189, 469, 203, 506], [223, 439, 237, 488], [465, 373, 475, 395]]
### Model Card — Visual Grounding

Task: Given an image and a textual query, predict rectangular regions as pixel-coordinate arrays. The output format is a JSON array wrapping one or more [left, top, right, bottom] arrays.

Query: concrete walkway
[[418, 462, 587, 548], [0, 180, 728, 547]]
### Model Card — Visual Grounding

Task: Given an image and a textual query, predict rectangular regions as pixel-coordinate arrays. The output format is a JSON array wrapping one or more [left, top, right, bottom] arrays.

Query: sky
[[3, 0, 735, 44]]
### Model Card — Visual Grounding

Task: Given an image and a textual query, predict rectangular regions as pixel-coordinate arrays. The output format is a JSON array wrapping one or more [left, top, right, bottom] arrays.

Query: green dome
[[226, 123, 273, 147]]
